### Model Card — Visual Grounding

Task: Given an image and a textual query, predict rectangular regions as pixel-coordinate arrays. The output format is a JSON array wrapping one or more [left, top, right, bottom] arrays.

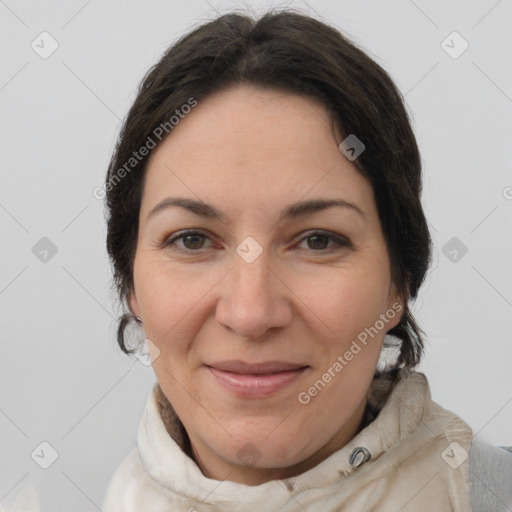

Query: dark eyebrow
[[146, 197, 366, 223], [282, 198, 366, 221], [147, 197, 227, 222]]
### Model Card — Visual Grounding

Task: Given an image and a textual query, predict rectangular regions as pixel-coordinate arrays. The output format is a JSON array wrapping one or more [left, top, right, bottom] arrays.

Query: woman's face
[[129, 84, 402, 484]]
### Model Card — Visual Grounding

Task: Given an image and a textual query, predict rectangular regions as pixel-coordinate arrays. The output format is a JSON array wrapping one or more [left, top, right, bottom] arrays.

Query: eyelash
[[162, 229, 351, 253]]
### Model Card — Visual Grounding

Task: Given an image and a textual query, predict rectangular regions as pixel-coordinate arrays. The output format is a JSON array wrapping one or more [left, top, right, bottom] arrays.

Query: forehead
[[140, 84, 375, 222]]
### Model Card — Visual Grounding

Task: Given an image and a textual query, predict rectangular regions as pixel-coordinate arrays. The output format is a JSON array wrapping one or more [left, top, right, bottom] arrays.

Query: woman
[[101, 9, 512, 511]]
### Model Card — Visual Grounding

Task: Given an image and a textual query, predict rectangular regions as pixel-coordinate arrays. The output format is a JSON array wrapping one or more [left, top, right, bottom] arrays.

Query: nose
[[215, 249, 293, 339]]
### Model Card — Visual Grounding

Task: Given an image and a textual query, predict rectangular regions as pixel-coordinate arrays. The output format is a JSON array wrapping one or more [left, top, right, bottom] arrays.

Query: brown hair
[[105, 8, 432, 370]]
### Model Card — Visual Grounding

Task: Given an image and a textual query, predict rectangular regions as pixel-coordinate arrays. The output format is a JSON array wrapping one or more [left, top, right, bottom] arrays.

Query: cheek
[[135, 257, 205, 324], [133, 262, 192, 355], [133, 257, 226, 377], [299, 265, 391, 343]]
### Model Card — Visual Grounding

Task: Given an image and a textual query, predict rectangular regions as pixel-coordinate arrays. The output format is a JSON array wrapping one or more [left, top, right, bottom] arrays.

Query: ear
[[386, 282, 405, 331], [128, 288, 141, 318]]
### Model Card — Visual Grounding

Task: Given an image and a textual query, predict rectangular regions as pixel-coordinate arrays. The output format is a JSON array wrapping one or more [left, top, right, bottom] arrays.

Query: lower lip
[[207, 366, 307, 398]]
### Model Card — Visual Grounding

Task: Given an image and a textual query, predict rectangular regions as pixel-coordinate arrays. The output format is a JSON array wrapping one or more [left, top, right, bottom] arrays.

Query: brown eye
[[181, 233, 206, 249], [164, 230, 212, 251], [297, 231, 350, 252], [306, 234, 330, 250]]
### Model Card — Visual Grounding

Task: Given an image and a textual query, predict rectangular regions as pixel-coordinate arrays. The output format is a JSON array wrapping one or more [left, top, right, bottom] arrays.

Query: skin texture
[[129, 83, 403, 485]]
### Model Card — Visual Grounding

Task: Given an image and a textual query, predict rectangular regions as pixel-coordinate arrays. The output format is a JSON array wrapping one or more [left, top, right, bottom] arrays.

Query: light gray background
[[1, 0, 511, 510]]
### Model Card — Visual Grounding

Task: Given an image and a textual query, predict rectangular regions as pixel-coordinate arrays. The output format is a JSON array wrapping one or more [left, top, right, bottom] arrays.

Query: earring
[[135, 315, 142, 324]]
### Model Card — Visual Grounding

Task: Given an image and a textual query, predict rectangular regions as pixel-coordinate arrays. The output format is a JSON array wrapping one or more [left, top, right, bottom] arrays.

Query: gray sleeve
[[470, 436, 512, 512]]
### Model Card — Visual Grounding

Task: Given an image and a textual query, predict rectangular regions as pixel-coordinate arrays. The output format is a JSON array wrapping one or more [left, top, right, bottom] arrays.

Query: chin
[[211, 424, 315, 470]]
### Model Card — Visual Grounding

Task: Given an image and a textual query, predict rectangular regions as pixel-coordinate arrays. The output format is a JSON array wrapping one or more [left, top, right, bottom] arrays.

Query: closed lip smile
[[205, 360, 309, 398]]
